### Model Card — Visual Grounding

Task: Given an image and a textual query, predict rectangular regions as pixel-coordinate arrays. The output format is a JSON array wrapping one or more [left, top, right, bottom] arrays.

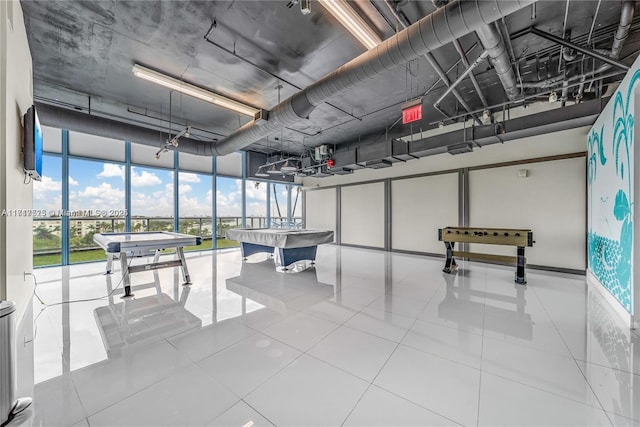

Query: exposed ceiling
[[20, 0, 640, 161]]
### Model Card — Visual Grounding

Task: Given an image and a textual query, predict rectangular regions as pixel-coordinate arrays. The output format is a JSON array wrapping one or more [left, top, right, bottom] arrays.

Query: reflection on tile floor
[[11, 246, 640, 426]]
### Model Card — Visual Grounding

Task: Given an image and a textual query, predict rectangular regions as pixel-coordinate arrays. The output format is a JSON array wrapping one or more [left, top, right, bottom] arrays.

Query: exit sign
[[401, 98, 423, 124]]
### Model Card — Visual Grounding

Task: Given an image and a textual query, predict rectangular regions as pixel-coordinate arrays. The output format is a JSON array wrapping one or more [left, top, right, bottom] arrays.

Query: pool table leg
[[105, 253, 114, 275], [120, 252, 134, 298], [177, 247, 191, 285]]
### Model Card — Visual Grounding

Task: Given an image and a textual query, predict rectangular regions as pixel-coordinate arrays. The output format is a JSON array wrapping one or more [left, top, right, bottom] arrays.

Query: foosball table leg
[[515, 246, 527, 284], [443, 242, 456, 274]]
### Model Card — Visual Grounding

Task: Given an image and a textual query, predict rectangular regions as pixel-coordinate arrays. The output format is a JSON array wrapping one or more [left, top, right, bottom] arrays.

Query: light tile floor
[[10, 245, 640, 426]]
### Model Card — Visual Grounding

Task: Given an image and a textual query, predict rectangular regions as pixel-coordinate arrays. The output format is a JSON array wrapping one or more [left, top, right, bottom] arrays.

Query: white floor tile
[[207, 401, 275, 427], [88, 364, 237, 426], [262, 311, 339, 351], [305, 299, 361, 325], [577, 361, 640, 421], [71, 339, 184, 416], [401, 319, 483, 369], [478, 372, 613, 426], [417, 292, 485, 335], [30, 374, 86, 427], [607, 413, 640, 427], [307, 325, 397, 381], [343, 385, 461, 426], [166, 319, 255, 363], [366, 294, 430, 319], [245, 354, 369, 427], [344, 306, 415, 343], [197, 332, 301, 397], [374, 345, 481, 426], [28, 247, 638, 427], [481, 336, 600, 406]]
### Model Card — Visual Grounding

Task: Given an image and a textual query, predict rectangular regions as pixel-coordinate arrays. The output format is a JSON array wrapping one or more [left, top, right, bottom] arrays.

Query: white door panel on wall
[[341, 182, 385, 248], [392, 173, 458, 253], [305, 188, 336, 235], [469, 157, 586, 270]]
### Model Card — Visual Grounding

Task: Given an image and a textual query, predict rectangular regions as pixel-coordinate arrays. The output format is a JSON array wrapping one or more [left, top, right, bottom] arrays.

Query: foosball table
[[438, 226, 534, 284]]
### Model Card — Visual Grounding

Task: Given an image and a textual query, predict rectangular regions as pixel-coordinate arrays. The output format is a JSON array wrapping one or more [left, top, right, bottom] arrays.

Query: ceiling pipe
[[383, 0, 483, 125], [204, 0, 536, 156], [434, 50, 490, 107], [513, 27, 630, 71], [453, 40, 489, 107], [35, 102, 216, 156], [431, 0, 520, 101], [423, 53, 483, 125], [475, 23, 520, 100], [579, 0, 635, 96]]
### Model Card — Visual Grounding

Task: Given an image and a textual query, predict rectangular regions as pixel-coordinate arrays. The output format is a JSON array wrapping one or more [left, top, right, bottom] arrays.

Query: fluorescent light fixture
[[318, 0, 382, 50], [132, 64, 259, 117]]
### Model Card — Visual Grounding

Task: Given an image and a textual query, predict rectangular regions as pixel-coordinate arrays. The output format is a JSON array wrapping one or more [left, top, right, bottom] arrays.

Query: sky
[[33, 155, 300, 219]]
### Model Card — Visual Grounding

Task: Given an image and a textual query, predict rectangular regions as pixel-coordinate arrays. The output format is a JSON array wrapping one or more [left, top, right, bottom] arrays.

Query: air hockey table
[[93, 232, 202, 297], [225, 228, 334, 270]]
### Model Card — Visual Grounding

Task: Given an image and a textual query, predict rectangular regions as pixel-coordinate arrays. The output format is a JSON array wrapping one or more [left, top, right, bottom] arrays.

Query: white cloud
[[216, 189, 241, 217], [131, 170, 162, 187], [69, 176, 79, 186], [33, 175, 61, 193], [70, 182, 124, 211], [97, 164, 124, 179], [179, 172, 201, 183]]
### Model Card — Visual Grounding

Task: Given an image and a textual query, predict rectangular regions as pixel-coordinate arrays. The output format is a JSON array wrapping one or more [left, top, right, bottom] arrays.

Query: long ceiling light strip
[[318, 0, 382, 50], [132, 64, 259, 117]]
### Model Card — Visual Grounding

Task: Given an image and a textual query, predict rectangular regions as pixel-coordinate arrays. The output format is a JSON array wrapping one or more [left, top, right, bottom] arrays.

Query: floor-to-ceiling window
[[33, 154, 63, 267], [68, 130, 127, 263], [215, 152, 244, 248], [291, 185, 302, 227], [270, 183, 289, 227], [178, 171, 213, 251], [34, 127, 303, 263], [245, 180, 267, 229], [216, 176, 242, 248], [130, 165, 174, 232], [68, 159, 125, 263]]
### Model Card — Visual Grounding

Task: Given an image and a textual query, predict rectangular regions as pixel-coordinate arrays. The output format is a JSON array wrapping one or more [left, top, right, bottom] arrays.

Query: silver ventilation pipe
[[578, 0, 635, 97], [36, 102, 215, 155], [475, 23, 520, 100], [383, 0, 483, 125], [208, 0, 535, 156]]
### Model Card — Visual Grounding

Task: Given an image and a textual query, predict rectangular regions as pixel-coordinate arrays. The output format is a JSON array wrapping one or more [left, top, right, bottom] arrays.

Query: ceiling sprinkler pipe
[[208, 0, 536, 156]]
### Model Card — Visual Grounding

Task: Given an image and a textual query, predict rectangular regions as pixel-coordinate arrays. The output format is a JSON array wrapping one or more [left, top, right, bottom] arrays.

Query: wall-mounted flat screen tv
[[23, 105, 43, 181]]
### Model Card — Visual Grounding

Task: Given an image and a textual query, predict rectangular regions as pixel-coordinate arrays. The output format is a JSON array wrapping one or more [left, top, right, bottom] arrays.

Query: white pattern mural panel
[[588, 60, 640, 314]]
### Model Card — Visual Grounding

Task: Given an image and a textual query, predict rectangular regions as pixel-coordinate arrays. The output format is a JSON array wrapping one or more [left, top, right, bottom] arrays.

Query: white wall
[[469, 157, 586, 270], [303, 126, 589, 271], [341, 182, 385, 248], [305, 187, 337, 235], [392, 173, 458, 254], [1, 0, 35, 401], [1, 0, 34, 320]]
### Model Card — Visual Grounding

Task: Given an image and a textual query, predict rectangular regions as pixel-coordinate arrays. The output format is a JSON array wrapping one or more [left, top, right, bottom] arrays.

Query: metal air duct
[[209, 0, 536, 156], [475, 23, 520, 100]]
